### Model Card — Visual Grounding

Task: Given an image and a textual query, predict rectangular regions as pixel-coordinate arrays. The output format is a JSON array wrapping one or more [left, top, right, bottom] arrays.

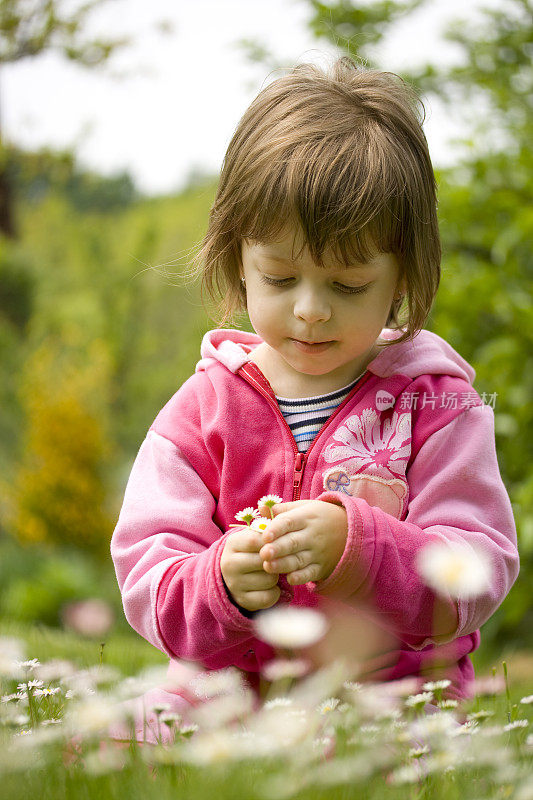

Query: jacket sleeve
[[309, 404, 519, 650], [110, 427, 257, 663]]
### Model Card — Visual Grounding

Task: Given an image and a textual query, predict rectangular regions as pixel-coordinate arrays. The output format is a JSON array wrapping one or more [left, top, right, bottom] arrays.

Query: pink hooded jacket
[[111, 326, 519, 701]]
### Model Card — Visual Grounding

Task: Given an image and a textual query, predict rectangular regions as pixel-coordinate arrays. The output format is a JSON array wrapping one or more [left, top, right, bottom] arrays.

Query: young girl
[[110, 56, 519, 743]]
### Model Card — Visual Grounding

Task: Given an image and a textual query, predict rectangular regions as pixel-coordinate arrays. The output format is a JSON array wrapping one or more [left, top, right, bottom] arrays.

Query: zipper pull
[[293, 452, 306, 499]]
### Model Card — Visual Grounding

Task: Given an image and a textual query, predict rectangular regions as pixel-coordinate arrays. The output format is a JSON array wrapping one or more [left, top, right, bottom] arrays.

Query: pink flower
[[61, 599, 114, 637], [324, 409, 411, 480]]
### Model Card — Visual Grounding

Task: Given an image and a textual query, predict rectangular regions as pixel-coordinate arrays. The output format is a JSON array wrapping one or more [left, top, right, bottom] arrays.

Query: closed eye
[[259, 275, 371, 295]]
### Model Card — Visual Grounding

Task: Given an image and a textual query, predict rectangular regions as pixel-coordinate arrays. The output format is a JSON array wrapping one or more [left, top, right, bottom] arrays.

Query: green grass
[[1, 619, 531, 800], [0, 618, 168, 677]]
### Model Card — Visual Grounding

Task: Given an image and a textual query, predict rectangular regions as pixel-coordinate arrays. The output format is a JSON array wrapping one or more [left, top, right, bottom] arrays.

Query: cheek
[[247, 293, 285, 332]]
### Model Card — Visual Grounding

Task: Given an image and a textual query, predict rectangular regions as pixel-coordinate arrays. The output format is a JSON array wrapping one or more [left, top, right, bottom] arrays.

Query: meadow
[[1, 608, 532, 800]]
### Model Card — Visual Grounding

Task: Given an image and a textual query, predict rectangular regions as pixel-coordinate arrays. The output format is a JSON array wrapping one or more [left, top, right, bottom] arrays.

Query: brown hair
[[191, 55, 441, 345]]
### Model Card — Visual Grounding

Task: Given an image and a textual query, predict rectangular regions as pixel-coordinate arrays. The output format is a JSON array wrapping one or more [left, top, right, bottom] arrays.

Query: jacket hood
[[196, 327, 476, 384]]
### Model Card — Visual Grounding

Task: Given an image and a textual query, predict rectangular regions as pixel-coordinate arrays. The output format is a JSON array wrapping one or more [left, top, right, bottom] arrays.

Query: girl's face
[[240, 226, 405, 393]]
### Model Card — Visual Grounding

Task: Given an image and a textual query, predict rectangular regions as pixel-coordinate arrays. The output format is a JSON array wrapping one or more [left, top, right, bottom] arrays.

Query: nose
[[293, 285, 331, 324]]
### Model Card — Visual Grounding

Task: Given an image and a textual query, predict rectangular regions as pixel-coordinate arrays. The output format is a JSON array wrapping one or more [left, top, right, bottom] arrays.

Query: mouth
[[291, 339, 335, 354]]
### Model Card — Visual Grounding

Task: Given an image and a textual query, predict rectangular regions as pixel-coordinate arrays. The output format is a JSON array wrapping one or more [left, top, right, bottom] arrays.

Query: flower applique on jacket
[[322, 408, 411, 520]]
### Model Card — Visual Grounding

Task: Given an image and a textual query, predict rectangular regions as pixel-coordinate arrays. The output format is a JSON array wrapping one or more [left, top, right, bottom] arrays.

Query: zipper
[[293, 452, 306, 500], [239, 363, 373, 501]]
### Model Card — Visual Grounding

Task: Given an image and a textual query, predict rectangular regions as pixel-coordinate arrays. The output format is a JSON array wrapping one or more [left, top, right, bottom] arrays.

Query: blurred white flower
[[263, 697, 293, 709], [408, 711, 462, 746], [189, 688, 255, 730], [369, 677, 422, 698], [467, 709, 495, 722], [247, 702, 315, 753], [343, 680, 363, 693], [438, 699, 458, 710], [389, 763, 425, 784], [451, 720, 480, 736], [422, 680, 451, 692], [35, 659, 77, 682], [503, 720, 529, 732], [61, 599, 114, 637], [415, 539, 492, 599], [17, 659, 41, 671], [180, 728, 257, 764], [351, 684, 402, 721], [64, 694, 128, 737], [188, 667, 246, 699], [515, 779, 533, 800], [0, 638, 26, 675], [62, 665, 121, 699], [409, 744, 430, 758], [520, 695, 533, 705], [405, 691, 434, 709], [254, 606, 328, 649], [317, 697, 340, 715], [471, 674, 505, 696], [84, 745, 127, 776], [115, 665, 168, 700], [262, 657, 311, 681]]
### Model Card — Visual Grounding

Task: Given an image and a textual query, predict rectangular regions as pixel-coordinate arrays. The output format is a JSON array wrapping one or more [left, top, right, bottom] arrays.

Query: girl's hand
[[220, 527, 281, 612], [258, 499, 348, 585]]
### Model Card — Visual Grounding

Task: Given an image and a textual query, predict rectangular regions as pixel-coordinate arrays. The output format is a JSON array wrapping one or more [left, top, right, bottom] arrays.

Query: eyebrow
[[259, 253, 377, 269]]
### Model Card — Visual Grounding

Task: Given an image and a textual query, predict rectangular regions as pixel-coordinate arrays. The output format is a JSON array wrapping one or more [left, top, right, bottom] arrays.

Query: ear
[[396, 276, 407, 298]]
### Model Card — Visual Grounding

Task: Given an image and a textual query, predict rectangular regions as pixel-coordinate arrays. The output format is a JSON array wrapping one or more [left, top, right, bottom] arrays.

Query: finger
[[257, 500, 309, 518], [259, 530, 304, 562], [227, 528, 264, 553], [261, 512, 305, 543], [262, 550, 313, 576], [232, 552, 268, 573], [233, 569, 280, 592], [239, 587, 281, 612], [285, 563, 321, 585]]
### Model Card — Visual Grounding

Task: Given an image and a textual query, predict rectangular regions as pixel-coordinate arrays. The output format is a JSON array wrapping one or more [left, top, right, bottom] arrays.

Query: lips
[[291, 339, 334, 354]]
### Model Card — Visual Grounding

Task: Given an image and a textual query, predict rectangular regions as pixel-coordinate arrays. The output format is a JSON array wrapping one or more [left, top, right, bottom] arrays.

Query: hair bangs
[[236, 131, 406, 270]]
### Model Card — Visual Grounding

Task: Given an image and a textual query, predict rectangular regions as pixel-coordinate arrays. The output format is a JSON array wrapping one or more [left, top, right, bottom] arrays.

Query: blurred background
[[0, 0, 531, 676]]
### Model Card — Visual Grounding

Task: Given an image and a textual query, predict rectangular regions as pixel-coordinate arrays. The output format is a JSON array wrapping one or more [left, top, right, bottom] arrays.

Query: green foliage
[[0, 239, 35, 330], [308, 0, 426, 57], [1, 545, 110, 628], [9, 145, 139, 212], [0, 0, 129, 65]]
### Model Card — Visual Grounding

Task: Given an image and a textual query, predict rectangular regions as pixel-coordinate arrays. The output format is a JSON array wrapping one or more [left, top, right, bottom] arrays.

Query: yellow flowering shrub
[[7, 339, 113, 559]]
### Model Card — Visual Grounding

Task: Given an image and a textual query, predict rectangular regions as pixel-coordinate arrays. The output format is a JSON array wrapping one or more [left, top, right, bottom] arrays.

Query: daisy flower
[[438, 699, 458, 710], [258, 495, 283, 518], [422, 680, 451, 692], [258, 494, 283, 507], [503, 720, 529, 732], [415, 539, 492, 599], [467, 709, 495, 722], [262, 658, 311, 681], [254, 606, 328, 649], [234, 507, 260, 525], [250, 517, 271, 532], [317, 697, 340, 715], [520, 695, 533, 704], [405, 691, 434, 709], [264, 697, 294, 710]]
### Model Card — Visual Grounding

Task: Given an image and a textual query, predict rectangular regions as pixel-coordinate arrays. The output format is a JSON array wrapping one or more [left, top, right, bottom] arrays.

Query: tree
[[0, 0, 131, 238]]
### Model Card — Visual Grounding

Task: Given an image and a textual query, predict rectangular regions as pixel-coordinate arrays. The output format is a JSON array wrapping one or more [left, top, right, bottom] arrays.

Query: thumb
[[258, 499, 308, 519]]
